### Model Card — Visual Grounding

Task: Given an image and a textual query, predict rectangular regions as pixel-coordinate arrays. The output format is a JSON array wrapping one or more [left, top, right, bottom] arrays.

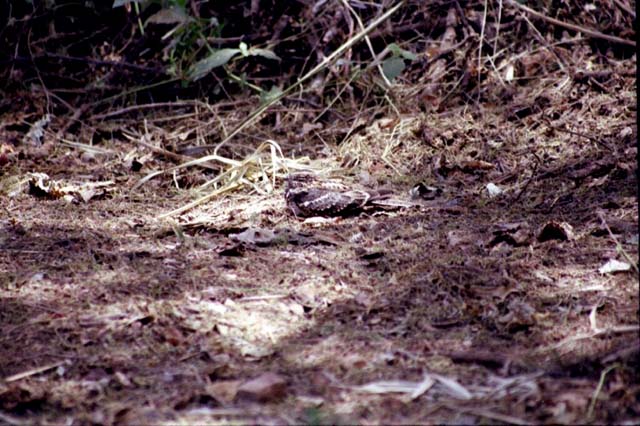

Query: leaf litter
[[0, 3, 638, 425]]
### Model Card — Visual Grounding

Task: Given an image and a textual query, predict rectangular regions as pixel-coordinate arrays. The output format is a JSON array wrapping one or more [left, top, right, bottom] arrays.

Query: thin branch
[[507, 0, 636, 47], [611, 0, 636, 18]]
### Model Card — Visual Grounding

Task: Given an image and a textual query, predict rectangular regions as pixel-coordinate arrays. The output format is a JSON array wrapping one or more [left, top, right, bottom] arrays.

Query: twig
[[512, 156, 540, 203], [544, 120, 614, 151], [122, 130, 218, 170], [37, 52, 164, 73], [493, 0, 504, 60], [340, 0, 392, 87], [477, 0, 489, 101], [540, 325, 640, 353], [0, 411, 28, 426], [238, 294, 288, 302], [4, 360, 69, 382], [91, 100, 211, 120], [444, 404, 531, 425], [518, 12, 568, 73], [587, 364, 619, 421], [611, 0, 635, 18], [507, 0, 636, 47], [597, 212, 639, 274]]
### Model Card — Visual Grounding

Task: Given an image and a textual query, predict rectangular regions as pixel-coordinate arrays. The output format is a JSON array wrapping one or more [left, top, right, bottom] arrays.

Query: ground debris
[[235, 373, 288, 403]]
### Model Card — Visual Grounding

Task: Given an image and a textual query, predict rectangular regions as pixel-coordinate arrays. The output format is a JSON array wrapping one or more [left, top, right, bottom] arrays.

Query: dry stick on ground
[[492, 0, 504, 62], [543, 118, 614, 152], [587, 364, 620, 421], [519, 12, 569, 73], [91, 100, 215, 120], [122, 130, 218, 168], [538, 325, 639, 354], [506, 0, 636, 47], [611, 0, 636, 18], [477, 0, 490, 100], [512, 155, 540, 203], [0, 411, 28, 426], [443, 405, 531, 426], [597, 211, 639, 275], [4, 360, 70, 383]]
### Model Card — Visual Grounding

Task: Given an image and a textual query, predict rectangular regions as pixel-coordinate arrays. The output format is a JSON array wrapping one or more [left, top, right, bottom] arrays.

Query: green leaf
[[260, 86, 283, 105], [248, 48, 280, 61], [146, 7, 190, 25], [187, 48, 240, 81], [112, 0, 143, 7], [387, 43, 417, 61], [382, 57, 406, 81], [239, 42, 249, 57]]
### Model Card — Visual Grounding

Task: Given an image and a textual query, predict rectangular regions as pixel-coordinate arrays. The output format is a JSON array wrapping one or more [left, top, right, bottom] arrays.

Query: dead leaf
[[356, 380, 419, 394], [288, 302, 305, 316], [217, 242, 246, 256], [161, 326, 184, 346], [237, 340, 275, 359], [354, 375, 435, 400], [447, 230, 472, 247], [431, 374, 472, 400], [598, 259, 631, 274], [235, 373, 287, 403], [27, 173, 114, 202], [538, 221, 575, 242], [486, 183, 503, 197], [461, 160, 494, 172], [114, 371, 133, 388], [341, 354, 369, 370], [301, 122, 323, 136], [410, 183, 442, 200], [230, 227, 276, 246], [490, 222, 532, 247], [206, 380, 242, 404]]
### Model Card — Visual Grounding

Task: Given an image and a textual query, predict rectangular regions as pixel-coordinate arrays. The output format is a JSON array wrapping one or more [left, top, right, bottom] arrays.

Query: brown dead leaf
[[235, 372, 288, 403], [217, 242, 246, 256], [301, 122, 323, 136], [114, 371, 133, 388], [206, 380, 242, 404], [0, 382, 47, 411], [161, 325, 185, 346], [461, 160, 495, 172], [490, 222, 533, 247], [230, 227, 276, 246], [538, 221, 575, 242]]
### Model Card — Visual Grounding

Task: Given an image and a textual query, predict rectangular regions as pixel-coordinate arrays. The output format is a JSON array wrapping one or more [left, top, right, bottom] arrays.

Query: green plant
[[113, 0, 280, 94], [381, 42, 417, 81], [187, 41, 280, 84]]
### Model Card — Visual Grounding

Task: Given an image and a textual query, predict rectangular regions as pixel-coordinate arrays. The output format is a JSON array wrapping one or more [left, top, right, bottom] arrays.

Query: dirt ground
[[1, 34, 638, 426]]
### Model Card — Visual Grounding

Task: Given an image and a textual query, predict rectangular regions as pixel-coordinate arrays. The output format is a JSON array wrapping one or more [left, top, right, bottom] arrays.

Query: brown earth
[[1, 81, 637, 424], [0, 3, 638, 423]]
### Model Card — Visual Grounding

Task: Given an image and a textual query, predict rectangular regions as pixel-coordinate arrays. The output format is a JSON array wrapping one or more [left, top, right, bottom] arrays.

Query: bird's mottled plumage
[[284, 173, 391, 217]]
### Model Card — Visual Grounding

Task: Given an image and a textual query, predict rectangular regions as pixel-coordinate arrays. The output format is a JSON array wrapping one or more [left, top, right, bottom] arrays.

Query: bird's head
[[285, 172, 317, 190]]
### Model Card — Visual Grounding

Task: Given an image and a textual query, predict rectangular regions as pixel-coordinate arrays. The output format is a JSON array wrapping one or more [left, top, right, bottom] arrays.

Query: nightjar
[[284, 173, 392, 217]]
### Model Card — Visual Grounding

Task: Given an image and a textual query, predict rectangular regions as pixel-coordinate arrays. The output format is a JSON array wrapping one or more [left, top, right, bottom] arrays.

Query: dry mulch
[[0, 3, 638, 421], [1, 84, 637, 425]]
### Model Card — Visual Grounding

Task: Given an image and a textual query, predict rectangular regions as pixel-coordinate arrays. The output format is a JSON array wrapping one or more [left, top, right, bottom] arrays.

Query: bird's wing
[[288, 188, 373, 217]]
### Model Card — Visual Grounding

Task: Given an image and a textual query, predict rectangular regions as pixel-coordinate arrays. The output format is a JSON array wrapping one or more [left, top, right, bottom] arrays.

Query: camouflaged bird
[[284, 173, 402, 218]]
